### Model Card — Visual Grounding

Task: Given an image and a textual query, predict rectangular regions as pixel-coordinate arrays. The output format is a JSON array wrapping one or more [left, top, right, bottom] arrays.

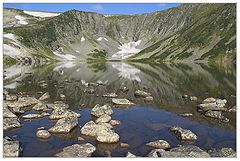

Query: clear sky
[[3, 3, 181, 15]]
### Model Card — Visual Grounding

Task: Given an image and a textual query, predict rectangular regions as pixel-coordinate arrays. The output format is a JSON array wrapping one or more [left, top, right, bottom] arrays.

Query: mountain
[[3, 3, 236, 64]]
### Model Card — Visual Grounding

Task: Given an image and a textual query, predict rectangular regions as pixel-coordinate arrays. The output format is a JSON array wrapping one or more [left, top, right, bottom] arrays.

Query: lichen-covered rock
[[134, 90, 152, 97], [55, 143, 96, 157], [5, 94, 18, 101], [148, 145, 210, 158], [208, 148, 236, 157], [91, 104, 113, 117], [49, 116, 78, 133], [3, 103, 17, 118], [6, 97, 39, 113], [3, 137, 20, 157], [51, 102, 69, 110], [112, 98, 135, 106], [170, 126, 197, 141], [3, 118, 22, 131], [49, 109, 80, 120], [102, 93, 118, 98], [95, 124, 120, 143], [109, 120, 121, 126], [146, 140, 170, 149], [22, 112, 49, 119], [36, 129, 51, 139], [95, 114, 111, 124], [32, 102, 48, 111], [198, 98, 227, 111], [126, 152, 137, 157], [38, 92, 50, 101], [80, 121, 97, 137]]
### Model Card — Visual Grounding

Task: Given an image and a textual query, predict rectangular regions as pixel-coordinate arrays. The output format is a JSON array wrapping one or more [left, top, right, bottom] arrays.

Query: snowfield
[[23, 10, 60, 18], [97, 37, 108, 41], [15, 15, 28, 25], [112, 40, 142, 59], [4, 44, 21, 57]]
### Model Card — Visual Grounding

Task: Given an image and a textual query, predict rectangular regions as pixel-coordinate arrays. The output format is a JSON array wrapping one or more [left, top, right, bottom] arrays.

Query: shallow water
[[3, 61, 236, 157]]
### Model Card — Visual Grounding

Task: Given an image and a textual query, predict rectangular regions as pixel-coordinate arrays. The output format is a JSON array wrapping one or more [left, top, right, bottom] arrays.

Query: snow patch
[[97, 37, 108, 41], [4, 44, 21, 57], [23, 10, 60, 18], [81, 37, 85, 42], [3, 33, 17, 41], [76, 50, 80, 53], [53, 51, 76, 60], [15, 15, 28, 25], [112, 62, 141, 82], [112, 40, 142, 59]]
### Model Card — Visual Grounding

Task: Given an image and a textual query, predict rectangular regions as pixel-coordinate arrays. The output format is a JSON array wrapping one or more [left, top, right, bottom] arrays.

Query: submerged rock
[[109, 120, 121, 126], [3, 103, 17, 118], [3, 137, 20, 157], [126, 152, 137, 157], [102, 93, 118, 98], [3, 118, 21, 131], [134, 90, 152, 97], [91, 104, 113, 118], [170, 126, 197, 141], [146, 140, 170, 149], [95, 114, 111, 124], [32, 102, 48, 111], [22, 112, 49, 119], [36, 129, 51, 139], [55, 143, 96, 157], [148, 145, 210, 158], [38, 92, 50, 101], [49, 116, 78, 133], [208, 148, 236, 157], [112, 98, 135, 106]]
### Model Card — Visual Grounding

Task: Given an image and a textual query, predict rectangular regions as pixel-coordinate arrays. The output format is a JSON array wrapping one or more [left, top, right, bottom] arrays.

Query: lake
[[3, 61, 236, 157]]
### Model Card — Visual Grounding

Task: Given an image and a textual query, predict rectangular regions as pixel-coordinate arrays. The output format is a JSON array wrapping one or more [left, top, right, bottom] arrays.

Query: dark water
[[3, 61, 236, 157]]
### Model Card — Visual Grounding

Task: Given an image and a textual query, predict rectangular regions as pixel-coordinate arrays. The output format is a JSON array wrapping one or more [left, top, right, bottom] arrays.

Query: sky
[[3, 3, 181, 15]]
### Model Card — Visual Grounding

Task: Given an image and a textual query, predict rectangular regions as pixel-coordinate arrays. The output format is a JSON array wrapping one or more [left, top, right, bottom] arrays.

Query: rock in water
[[109, 120, 121, 126], [32, 102, 48, 111], [49, 109, 80, 120], [22, 113, 49, 119], [38, 92, 50, 101], [208, 148, 236, 157], [146, 140, 170, 149], [3, 137, 20, 157], [126, 152, 137, 157], [134, 90, 152, 97], [95, 124, 120, 143], [91, 104, 113, 117], [148, 145, 210, 158], [170, 126, 197, 141], [55, 143, 96, 157], [144, 96, 154, 102], [112, 98, 135, 106], [120, 143, 129, 148], [80, 121, 97, 137], [36, 130, 51, 139], [49, 116, 78, 133], [3, 103, 17, 118], [95, 114, 111, 124], [198, 98, 227, 111], [3, 118, 22, 131]]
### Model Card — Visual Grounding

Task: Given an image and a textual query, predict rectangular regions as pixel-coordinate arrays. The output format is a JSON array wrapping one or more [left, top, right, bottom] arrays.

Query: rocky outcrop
[[3, 137, 21, 157], [55, 143, 96, 157]]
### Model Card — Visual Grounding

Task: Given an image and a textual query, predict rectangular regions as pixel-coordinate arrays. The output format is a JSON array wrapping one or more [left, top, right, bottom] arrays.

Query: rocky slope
[[3, 4, 236, 63]]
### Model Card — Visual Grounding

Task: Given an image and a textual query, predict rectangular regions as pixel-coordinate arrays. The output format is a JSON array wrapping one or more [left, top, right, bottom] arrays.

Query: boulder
[[36, 130, 51, 139], [6, 97, 39, 113], [5, 94, 18, 101], [148, 145, 210, 158], [189, 96, 197, 101], [55, 143, 96, 157], [22, 112, 49, 119], [95, 114, 111, 124], [3, 137, 20, 157], [102, 93, 118, 98], [49, 109, 80, 120], [38, 92, 50, 101], [91, 104, 113, 117], [146, 140, 170, 149], [109, 120, 121, 126], [3, 118, 21, 131], [134, 90, 152, 97], [49, 116, 78, 133], [95, 124, 120, 143], [3, 103, 17, 118], [202, 97, 216, 103], [170, 126, 197, 141], [51, 102, 69, 110], [208, 148, 236, 157], [80, 121, 97, 137], [60, 94, 66, 100], [120, 143, 129, 148], [179, 113, 193, 117], [112, 98, 135, 106], [144, 96, 154, 102], [228, 106, 236, 113], [32, 102, 48, 111], [205, 111, 224, 119], [198, 98, 227, 111], [126, 152, 137, 157]]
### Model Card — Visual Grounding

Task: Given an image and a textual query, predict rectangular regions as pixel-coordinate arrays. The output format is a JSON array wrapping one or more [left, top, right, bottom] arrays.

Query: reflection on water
[[3, 61, 236, 157]]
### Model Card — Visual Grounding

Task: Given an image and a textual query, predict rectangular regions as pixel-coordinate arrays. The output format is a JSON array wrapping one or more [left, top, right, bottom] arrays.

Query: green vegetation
[[3, 55, 18, 67]]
